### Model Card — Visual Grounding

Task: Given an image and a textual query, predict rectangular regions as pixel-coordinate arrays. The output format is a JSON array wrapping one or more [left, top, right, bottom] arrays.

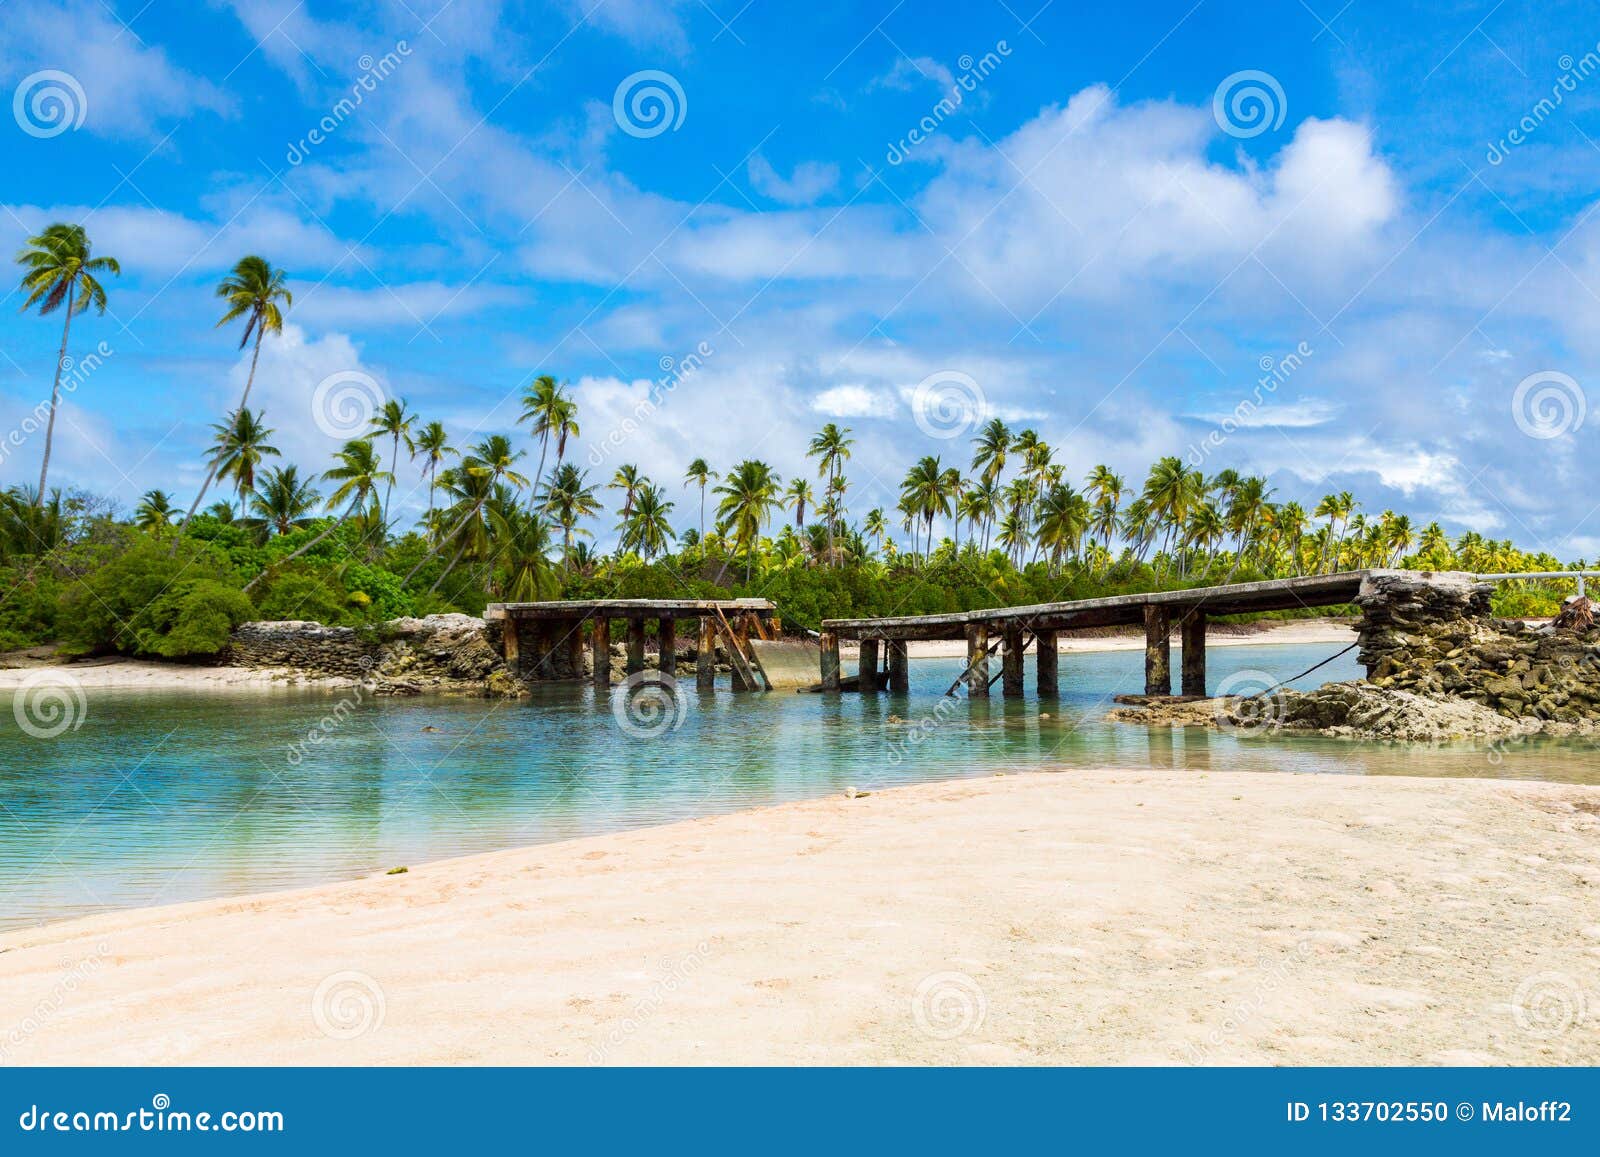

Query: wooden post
[[1002, 629, 1025, 697], [501, 617, 521, 673], [563, 620, 585, 680], [696, 616, 716, 690], [1035, 629, 1058, 696], [730, 614, 754, 692], [626, 619, 646, 675], [1180, 609, 1206, 697], [966, 623, 990, 698], [820, 630, 841, 692], [859, 638, 881, 692], [533, 621, 557, 680], [659, 617, 677, 678], [1144, 604, 1171, 696], [591, 618, 611, 689], [887, 639, 909, 693]]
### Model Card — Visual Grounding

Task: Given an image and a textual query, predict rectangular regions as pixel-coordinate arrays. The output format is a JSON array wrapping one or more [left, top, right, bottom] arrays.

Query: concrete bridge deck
[[819, 571, 1372, 698]]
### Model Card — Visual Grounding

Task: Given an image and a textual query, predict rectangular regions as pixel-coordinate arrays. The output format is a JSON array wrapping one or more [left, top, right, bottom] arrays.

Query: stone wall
[[1354, 570, 1600, 723], [227, 614, 521, 695]]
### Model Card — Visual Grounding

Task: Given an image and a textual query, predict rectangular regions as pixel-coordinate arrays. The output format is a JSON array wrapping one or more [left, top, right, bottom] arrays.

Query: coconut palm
[[784, 477, 814, 530], [245, 465, 322, 538], [208, 407, 279, 501], [862, 507, 888, 556], [406, 435, 529, 591], [134, 489, 175, 533], [244, 439, 390, 592], [541, 462, 601, 562], [487, 504, 557, 601], [684, 458, 715, 539], [806, 423, 853, 561], [609, 464, 644, 522], [177, 256, 292, 543], [518, 375, 577, 500], [369, 397, 414, 534], [619, 483, 676, 561], [714, 459, 783, 581], [899, 455, 952, 559], [14, 224, 120, 504], [409, 420, 455, 528]]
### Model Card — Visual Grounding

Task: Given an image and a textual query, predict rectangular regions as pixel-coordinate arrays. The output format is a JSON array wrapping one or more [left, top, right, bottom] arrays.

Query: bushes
[[140, 580, 255, 657], [253, 572, 351, 625], [58, 535, 249, 657]]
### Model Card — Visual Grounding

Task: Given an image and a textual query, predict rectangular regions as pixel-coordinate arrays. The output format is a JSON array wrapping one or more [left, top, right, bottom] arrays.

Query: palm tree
[[899, 455, 952, 558], [246, 464, 321, 537], [609, 464, 644, 522], [971, 418, 1012, 485], [518, 375, 576, 500], [369, 397, 415, 535], [406, 434, 529, 591], [684, 458, 715, 539], [862, 507, 888, 556], [177, 256, 292, 543], [487, 504, 557, 601], [134, 489, 175, 533], [14, 224, 120, 503], [806, 423, 853, 561], [714, 459, 782, 581], [784, 477, 814, 530], [208, 407, 279, 501], [244, 439, 390, 592], [1035, 483, 1090, 573], [541, 462, 600, 562], [619, 483, 676, 560], [409, 420, 455, 528], [1141, 456, 1204, 576]]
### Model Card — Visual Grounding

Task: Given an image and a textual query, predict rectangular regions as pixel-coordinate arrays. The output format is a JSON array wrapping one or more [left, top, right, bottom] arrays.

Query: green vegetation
[[4, 227, 1588, 659]]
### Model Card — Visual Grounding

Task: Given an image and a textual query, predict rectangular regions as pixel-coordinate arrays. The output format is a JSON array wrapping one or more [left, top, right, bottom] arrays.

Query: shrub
[[141, 580, 256, 657], [254, 572, 350, 625]]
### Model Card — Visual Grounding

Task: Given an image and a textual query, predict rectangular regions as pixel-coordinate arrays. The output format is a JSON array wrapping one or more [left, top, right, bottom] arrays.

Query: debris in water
[[386, 866, 409, 875]]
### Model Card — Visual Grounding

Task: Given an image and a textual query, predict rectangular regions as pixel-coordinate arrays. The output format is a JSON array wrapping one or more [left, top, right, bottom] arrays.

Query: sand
[[2, 767, 1597, 1066], [895, 617, 1355, 658]]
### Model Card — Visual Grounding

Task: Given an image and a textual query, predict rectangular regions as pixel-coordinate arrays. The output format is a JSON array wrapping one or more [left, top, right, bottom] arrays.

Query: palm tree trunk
[[529, 435, 549, 513], [243, 496, 359, 593], [35, 283, 76, 505], [428, 526, 478, 594], [381, 431, 399, 538], [174, 323, 264, 549], [405, 495, 489, 585]]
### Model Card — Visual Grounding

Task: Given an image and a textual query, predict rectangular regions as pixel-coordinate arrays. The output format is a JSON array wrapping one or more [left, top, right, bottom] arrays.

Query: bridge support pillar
[[658, 618, 676, 678], [887, 640, 909, 693], [626, 620, 646, 676], [592, 618, 611, 689], [1180, 610, 1206, 697], [1035, 629, 1058, 696], [697, 617, 716, 690], [859, 638, 881, 692], [1002, 628, 1025, 697], [501, 617, 521, 673], [1144, 605, 1172, 696], [966, 624, 991, 698], [820, 631, 841, 692]]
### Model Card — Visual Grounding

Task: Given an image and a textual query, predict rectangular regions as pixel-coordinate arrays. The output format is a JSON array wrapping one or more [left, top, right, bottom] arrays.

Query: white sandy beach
[[2, 767, 1596, 1066]]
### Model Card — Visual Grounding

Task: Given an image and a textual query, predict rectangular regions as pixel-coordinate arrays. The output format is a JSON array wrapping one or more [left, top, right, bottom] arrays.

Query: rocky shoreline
[[1111, 571, 1600, 741]]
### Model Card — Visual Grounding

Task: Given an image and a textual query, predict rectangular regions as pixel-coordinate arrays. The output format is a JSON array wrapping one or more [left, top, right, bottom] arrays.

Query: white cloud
[[812, 385, 897, 418], [748, 155, 840, 206], [1194, 398, 1340, 428]]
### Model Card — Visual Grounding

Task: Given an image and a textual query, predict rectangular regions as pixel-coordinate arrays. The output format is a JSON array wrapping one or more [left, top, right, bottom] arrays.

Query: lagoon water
[[2, 641, 1595, 931]]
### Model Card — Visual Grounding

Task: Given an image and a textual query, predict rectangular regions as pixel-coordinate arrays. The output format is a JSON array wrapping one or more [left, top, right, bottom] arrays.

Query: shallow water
[[1, 642, 1594, 930]]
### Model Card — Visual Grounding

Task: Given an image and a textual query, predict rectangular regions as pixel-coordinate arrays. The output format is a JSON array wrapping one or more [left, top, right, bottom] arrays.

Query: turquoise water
[[2, 641, 1595, 930]]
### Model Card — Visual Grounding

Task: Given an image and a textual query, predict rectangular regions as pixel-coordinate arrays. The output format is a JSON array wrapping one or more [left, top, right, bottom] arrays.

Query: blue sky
[[2, 0, 1598, 554]]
